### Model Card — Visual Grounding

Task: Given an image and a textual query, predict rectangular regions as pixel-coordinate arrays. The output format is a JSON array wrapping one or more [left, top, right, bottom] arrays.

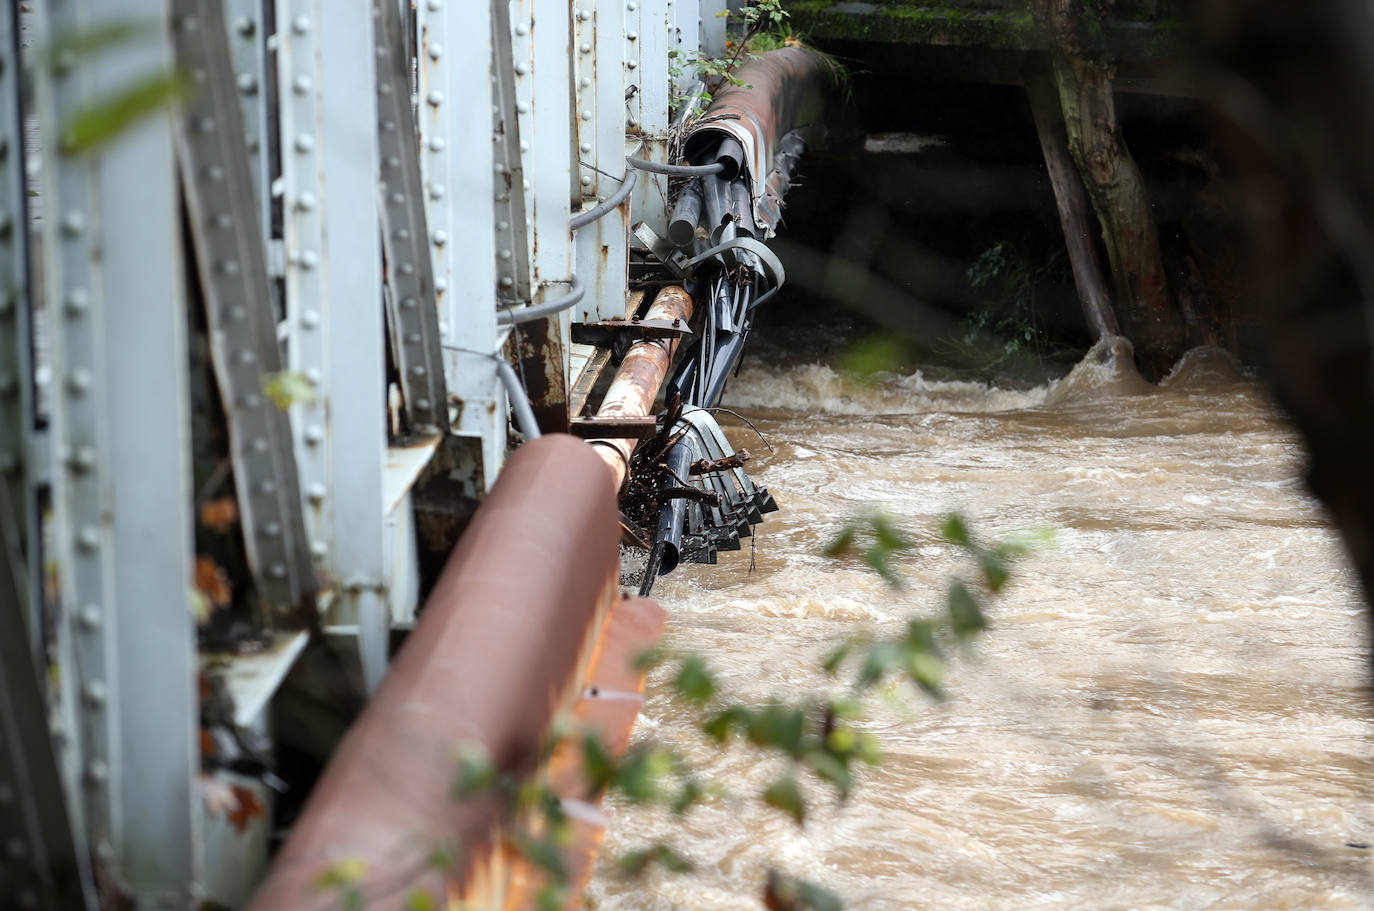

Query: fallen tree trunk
[[1033, 0, 1186, 379], [1026, 66, 1121, 343]]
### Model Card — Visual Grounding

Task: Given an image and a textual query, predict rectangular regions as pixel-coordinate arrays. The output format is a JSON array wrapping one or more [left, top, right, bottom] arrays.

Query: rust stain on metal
[[245, 434, 621, 911]]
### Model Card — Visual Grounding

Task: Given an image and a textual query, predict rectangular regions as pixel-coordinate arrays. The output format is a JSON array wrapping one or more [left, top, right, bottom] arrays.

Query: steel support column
[[628, 0, 672, 236]]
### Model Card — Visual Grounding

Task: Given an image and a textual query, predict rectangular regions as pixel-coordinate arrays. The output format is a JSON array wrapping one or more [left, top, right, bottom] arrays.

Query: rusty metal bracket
[[632, 222, 691, 280], [570, 317, 691, 348]]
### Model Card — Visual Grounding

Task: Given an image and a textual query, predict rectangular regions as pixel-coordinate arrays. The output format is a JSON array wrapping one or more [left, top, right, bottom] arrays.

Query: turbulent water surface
[[587, 335, 1373, 910]]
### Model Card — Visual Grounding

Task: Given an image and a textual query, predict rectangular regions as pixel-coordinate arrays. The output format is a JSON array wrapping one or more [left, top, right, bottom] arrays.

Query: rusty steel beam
[[245, 434, 625, 909], [587, 286, 695, 489]]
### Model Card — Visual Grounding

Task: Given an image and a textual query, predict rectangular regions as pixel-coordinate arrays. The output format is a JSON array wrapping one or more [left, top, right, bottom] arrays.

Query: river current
[[587, 335, 1374, 910]]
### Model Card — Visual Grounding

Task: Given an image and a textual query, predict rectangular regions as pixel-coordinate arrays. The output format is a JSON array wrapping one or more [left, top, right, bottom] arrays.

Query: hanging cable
[[495, 275, 585, 326], [570, 168, 638, 230], [626, 156, 725, 177]]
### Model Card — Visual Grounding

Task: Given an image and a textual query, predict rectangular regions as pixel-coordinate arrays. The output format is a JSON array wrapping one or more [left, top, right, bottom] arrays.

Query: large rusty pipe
[[246, 434, 619, 909], [589, 285, 695, 488]]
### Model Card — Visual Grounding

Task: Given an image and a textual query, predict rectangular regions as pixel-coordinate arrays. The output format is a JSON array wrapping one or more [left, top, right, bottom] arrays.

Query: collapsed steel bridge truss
[[0, 0, 733, 905]]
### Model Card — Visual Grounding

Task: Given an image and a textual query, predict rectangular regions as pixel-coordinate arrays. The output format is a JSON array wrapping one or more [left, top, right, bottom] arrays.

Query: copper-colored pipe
[[589, 285, 695, 488], [246, 434, 620, 910]]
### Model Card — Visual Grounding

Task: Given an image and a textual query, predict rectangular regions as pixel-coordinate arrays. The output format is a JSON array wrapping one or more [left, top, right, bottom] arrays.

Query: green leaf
[[870, 513, 910, 553], [763, 773, 806, 825], [857, 642, 900, 690], [905, 648, 944, 698], [426, 838, 458, 871], [821, 641, 851, 675], [796, 879, 845, 911], [60, 70, 191, 156], [263, 370, 318, 410], [855, 732, 882, 766], [702, 705, 747, 742], [822, 524, 856, 557], [862, 544, 902, 589], [979, 551, 1009, 592], [404, 888, 438, 911], [43, 20, 158, 71], [946, 580, 987, 638], [670, 777, 703, 815], [613, 748, 673, 803], [451, 743, 496, 798], [746, 704, 805, 758], [582, 733, 614, 792], [673, 655, 716, 704], [805, 749, 853, 797], [536, 883, 567, 911], [904, 618, 938, 654], [940, 513, 972, 548], [515, 833, 567, 880]]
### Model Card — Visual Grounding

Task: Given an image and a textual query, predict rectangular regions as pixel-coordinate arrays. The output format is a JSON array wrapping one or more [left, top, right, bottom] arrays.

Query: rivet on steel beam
[[427, 0, 440, 9], [514, 23, 529, 36], [300, 250, 318, 270], [580, 77, 591, 88], [581, 110, 593, 121], [411, 366, 426, 377], [385, 155, 400, 169], [400, 263, 415, 276], [296, 192, 317, 211], [628, 1, 637, 9], [627, 60, 638, 70], [257, 479, 276, 495], [306, 483, 326, 503], [295, 134, 315, 153], [293, 74, 312, 95], [196, 116, 216, 133], [237, 349, 256, 365], [77, 527, 99, 552], [428, 136, 445, 152], [305, 425, 324, 444], [302, 309, 321, 329], [60, 211, 85, 236], [86, 760, 108, 786], [72, 446, 97, 472], [203, 165, 225, 181], [237, 73, 258, 94], [515, 63, 528, 76], [436, 278, 448, 293], [500, 276, 514, 288], [270, 564, 287, 578], [241, 392, 261, 408], [251, 438, 269, 453], [382, 119, 397, 132], [519, 141, 529, 153], [628, 32, 638, 40], [417, 398, 431, 410], [67, 368, 92, 396], [395, 227, 411, 241], [401, 298, 418, 310], [263, 522, 281, 537], [581, 175, 593, 188], [516, 102, 529, 114], [406, 332, 421, 344], [83, 682, 106, 707], [428, 43, 443, 60], [432, 230, 448, 246], [235, 16, 255, 37], [291, 15, 311, 35], [580, 142, 592, 153], [430, 184, 446, 200], [228, 304, 247, 321], [378, 81, 392, 96], [65, 288, 89, 316], [213, 213, 233, 229], [305, 368, 321, 385], [54, 50, 76, 75], [218, 259, 240, 276], [179, 15, 200, 31], [497, 220, 510, 231], [79, 605, 101, 630], [580, 43, 592, 53], [427, 91, 443, 105], [390, 192, 405, 205], [499, 249, 512, 260], [311, 541, 327, 558]]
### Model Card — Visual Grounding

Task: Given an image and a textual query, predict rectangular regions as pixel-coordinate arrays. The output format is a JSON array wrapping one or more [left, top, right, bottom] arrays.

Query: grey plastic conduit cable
[[570, 168, 637, 230], [495, 275, 585, 326], [625, 156, 725, 177], [493, 358, 542, 440]]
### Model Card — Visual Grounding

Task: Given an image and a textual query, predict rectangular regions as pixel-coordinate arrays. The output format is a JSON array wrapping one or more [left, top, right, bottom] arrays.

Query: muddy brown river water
[[587, 339, 1374, 910]]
